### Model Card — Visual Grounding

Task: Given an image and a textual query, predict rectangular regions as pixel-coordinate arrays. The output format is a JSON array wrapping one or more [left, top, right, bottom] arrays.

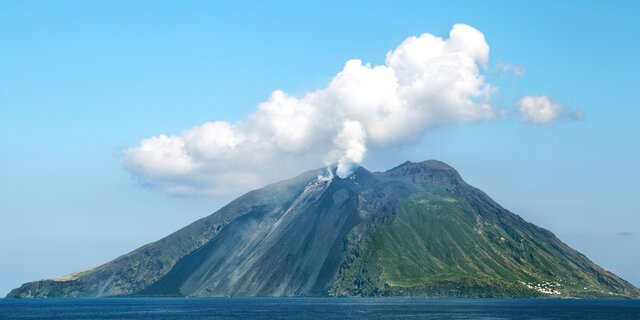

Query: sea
[[1, 298, 639, 319]]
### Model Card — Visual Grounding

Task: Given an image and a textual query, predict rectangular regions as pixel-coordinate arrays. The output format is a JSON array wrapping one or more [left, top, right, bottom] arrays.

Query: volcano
[[7, 160, 639, 298]]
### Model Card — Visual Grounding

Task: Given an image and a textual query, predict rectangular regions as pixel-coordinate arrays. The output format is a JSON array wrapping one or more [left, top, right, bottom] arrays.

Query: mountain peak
[[7, 160, 640, 299], [387, 159, 456, 172], [381, 160, 467, 190]]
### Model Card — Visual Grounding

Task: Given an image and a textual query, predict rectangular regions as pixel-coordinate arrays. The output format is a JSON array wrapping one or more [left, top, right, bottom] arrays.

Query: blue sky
[[1, 1, 639, 295]]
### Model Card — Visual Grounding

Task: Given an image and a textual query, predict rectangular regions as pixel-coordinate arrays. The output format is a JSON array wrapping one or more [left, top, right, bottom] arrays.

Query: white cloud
[[496, 60, 526, 76], [518, 95, 565, 125], [518, 95, 582, 125], [572, 108, 585, 120], [124, 24, 522, 195]]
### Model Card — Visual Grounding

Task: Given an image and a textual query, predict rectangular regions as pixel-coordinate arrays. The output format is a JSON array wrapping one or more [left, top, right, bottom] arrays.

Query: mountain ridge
[[7, 160, 640, 298]]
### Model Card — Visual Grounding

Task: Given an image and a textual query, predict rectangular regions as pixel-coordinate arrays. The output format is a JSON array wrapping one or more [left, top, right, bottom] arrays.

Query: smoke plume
[[123, 24, 559, 195]]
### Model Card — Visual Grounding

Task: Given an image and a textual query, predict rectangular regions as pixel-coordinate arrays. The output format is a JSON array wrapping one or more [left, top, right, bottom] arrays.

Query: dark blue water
[[1, 298, 639, 319]]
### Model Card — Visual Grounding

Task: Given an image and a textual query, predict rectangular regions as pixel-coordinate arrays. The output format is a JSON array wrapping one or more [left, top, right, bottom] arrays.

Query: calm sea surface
[[1, 298, 639, 319]]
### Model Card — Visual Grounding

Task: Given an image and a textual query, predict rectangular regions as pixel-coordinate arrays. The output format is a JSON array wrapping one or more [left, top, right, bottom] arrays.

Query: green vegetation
[[8, 161, 639, 298], [331, 191, 638, 297]]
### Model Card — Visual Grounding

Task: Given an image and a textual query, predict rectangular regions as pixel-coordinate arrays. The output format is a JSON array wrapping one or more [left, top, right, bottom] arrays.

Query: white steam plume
[[124, 24, 516, 195]]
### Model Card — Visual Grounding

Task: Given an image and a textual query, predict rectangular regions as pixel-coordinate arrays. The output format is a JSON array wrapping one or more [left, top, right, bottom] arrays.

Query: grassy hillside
[[8, 160, 639, 298], [331, 189, 639, 298]]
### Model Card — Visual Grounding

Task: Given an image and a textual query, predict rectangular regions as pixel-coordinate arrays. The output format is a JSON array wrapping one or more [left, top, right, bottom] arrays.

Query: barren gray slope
[[6, 170, 318, 298], [7, 160, 640, 298]]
